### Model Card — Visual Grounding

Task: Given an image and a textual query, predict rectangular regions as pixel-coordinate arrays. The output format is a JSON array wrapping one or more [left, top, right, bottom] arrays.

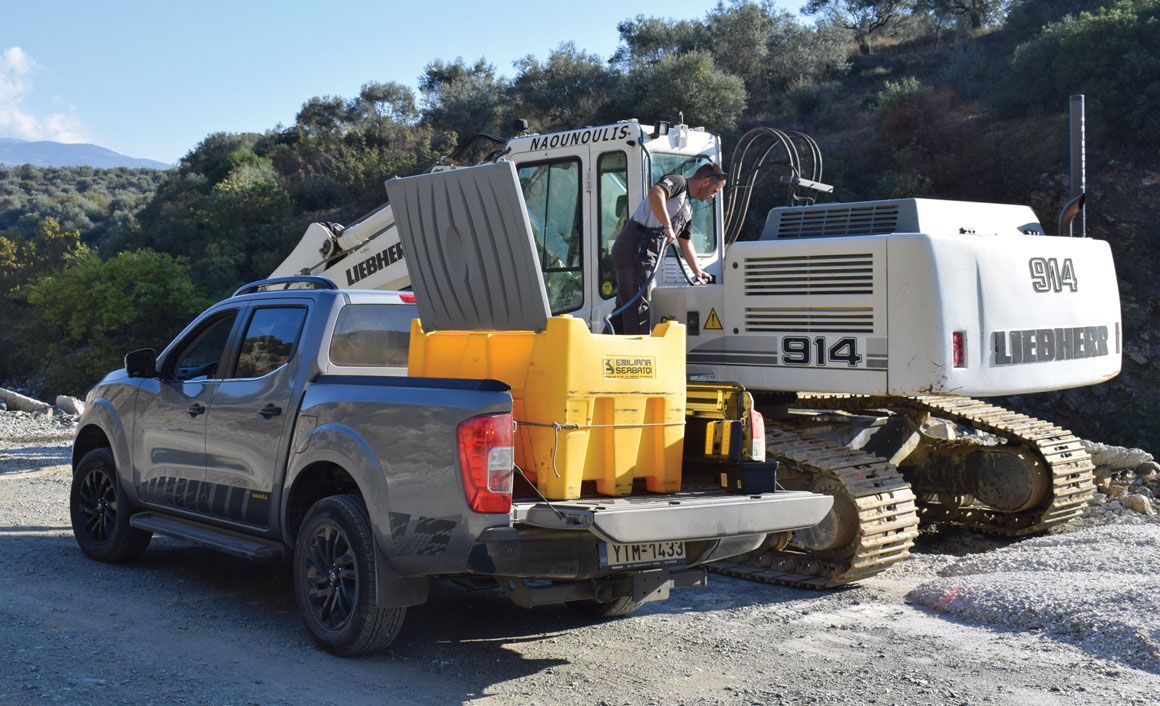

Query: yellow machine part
[[408, 316, 687, 500], [686, 382, 756, 459]]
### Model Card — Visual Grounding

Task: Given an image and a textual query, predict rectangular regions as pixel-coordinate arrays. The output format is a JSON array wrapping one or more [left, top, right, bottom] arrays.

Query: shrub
[[876, 76, 929, 114], [22, 249, 208, 395], [1004, 0, 1160, 148]]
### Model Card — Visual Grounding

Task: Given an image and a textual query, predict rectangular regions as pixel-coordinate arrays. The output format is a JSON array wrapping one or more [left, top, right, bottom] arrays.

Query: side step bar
[[130, 512, 284, 561]]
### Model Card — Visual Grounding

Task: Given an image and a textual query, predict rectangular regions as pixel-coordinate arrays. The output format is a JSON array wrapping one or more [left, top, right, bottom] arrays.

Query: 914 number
[[782, 336, 863, 367]]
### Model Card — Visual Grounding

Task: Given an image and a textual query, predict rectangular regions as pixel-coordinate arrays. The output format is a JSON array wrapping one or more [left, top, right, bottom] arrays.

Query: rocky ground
[[1, 409, 1158, 705]]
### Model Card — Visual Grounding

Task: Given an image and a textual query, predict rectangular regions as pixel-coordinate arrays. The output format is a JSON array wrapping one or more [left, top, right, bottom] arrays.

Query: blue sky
[[2, 1, 799, 165]]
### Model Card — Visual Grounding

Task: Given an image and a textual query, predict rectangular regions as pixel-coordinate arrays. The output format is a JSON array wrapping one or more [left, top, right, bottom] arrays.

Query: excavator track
[[794, 394, 1096, 536], [710, 426, 920, 589]]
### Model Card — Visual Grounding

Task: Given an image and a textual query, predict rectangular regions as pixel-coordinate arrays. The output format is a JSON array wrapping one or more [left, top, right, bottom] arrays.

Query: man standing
[[610, 162, 727, 334]]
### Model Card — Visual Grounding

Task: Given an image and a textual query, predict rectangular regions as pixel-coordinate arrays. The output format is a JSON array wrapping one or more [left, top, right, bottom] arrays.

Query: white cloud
[[0, 46, 89, 143]]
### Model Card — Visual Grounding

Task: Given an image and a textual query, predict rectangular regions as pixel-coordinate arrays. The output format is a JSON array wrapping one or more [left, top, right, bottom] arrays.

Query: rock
[[0, 388, 52, 414], [923, 419, 957, 440], [1082, 441, 1154, 471], [1137, 461, 1160, 478], [1106, 484, 1127, 498], [1122, 494, 1156, 516], [55, 395, 85, 416]]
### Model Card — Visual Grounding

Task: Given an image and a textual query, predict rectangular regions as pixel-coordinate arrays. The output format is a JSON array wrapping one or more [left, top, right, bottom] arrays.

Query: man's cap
[[694, 162, 727, 181]]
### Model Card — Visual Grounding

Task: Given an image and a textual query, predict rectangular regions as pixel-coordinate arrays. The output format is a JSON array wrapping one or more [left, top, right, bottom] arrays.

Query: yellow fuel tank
[[408, 316, 686, 500]]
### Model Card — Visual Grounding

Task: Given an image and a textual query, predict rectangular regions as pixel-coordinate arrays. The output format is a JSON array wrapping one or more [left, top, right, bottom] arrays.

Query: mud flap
[[374, 546, 429, 608]]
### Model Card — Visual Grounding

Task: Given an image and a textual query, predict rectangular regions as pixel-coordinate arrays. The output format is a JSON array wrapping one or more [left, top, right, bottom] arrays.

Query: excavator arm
[[269, 201, 411, 291]]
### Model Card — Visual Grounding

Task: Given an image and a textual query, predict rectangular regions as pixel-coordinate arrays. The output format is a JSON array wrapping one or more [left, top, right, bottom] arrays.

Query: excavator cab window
[[517, 158, 583, 314], [597, 151, 628, 300], [650, 152, 717, 255]]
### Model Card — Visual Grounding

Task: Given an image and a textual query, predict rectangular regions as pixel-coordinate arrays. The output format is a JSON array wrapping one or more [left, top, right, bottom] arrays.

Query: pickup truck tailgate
[[513, 491, 832, 544]]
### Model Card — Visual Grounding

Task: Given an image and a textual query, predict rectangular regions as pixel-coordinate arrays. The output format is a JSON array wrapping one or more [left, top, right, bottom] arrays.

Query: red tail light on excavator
[[457, 412, 515, 513], [953, 331, 966, 368], [747, 406, 766, 461]]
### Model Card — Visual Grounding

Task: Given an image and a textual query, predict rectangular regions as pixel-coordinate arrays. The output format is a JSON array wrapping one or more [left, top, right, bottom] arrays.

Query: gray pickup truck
[[70, 278, 831, 655]]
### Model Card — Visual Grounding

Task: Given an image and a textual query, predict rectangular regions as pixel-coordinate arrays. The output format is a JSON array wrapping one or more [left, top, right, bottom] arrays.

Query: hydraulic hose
[[603, 242, 700, 334]]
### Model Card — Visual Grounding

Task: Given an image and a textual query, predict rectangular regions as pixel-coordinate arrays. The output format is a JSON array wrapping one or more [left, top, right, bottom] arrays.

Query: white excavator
[[271, 112, 1121, 587]]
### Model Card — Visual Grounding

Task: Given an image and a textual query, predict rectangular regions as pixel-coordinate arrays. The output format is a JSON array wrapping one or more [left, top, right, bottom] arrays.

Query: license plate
[[601, 541, 686, 568]]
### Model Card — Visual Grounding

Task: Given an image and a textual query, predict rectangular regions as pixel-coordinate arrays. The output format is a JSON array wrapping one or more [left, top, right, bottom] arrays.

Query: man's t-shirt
[[630, 173, 694, 240]]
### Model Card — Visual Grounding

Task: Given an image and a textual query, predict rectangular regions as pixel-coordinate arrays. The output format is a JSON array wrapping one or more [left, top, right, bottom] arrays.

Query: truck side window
[[517, 158, 583, 314], [597, 151, 628, 300], [234, 307, 307, 379], [169, 312, 238, 382], [329, 304, 414, 367]]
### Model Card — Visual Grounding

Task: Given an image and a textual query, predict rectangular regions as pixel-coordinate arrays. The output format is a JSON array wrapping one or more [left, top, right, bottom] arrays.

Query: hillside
[[0, 0, 1155, 448], [0, 138, 171, 170], [0, 164, 165, 249]]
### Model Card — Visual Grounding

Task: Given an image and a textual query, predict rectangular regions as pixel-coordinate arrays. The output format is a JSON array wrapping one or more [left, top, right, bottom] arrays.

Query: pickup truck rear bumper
[[467, 529, 766, 579], [513, 490, 833, 544], [465, 489, 833, 580]]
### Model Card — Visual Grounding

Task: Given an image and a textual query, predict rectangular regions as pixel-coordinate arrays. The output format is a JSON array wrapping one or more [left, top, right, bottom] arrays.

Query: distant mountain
[[0, 138, 171, 169]]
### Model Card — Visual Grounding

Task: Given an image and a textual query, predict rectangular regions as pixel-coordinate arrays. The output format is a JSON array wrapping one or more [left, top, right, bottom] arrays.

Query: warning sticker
[[704, 308, 724, 331], [603, 356, 656, 379]]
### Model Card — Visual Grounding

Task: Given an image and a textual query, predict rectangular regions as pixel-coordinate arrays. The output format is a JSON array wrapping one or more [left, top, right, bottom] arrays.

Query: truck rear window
[[329, 304, 415, 367]]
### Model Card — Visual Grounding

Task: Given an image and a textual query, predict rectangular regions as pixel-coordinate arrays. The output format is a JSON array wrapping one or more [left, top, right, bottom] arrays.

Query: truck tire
[[69, 448, 152, 562], [293, 494, 405, 656]]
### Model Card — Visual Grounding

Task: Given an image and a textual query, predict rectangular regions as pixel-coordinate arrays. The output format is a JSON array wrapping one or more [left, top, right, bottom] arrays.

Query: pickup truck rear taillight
[[457, 413, 515, 513]]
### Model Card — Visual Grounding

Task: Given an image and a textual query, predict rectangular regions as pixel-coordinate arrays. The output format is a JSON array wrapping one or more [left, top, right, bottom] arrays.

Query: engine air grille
[[745, 307, 875, 333], [743, 253, 874, 296], [776, 204, 900, 239]]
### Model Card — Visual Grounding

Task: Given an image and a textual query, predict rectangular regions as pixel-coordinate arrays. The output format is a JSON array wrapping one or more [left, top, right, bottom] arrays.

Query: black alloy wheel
[[70, 448, 152, 562], [77, 464, 118, 543], [302, 520, 359, 631], [293, 494, 405, 655]]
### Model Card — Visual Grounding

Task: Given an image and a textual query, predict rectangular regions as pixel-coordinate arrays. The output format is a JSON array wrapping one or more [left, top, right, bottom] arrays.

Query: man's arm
[[647, 185, 676, 244], [677, 237, 709, 282]]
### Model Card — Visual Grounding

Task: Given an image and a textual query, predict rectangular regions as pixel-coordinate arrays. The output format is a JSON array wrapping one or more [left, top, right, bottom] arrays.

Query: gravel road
[[2, 413, 1158, 705]]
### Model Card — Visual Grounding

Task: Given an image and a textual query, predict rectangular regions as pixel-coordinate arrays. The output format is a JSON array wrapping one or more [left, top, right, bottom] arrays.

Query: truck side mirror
[[124, 348, 157, 378]]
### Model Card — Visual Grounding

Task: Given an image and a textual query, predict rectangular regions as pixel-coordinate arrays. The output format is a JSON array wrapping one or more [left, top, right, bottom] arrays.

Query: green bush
[[1004, 0, 1160, 147], [22, 249, 208, 395], [617, 51, 748, 133], [876, 76, 928, 114]]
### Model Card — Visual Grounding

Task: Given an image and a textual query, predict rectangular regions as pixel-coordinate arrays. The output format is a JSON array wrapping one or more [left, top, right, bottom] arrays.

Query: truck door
[[202, 302, 308, 529], [134, 308, 241, 512]]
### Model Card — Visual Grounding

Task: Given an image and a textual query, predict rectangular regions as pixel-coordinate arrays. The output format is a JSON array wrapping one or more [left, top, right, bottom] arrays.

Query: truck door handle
[[187, 403, 206, 417], [258, 404, 282, 418]]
